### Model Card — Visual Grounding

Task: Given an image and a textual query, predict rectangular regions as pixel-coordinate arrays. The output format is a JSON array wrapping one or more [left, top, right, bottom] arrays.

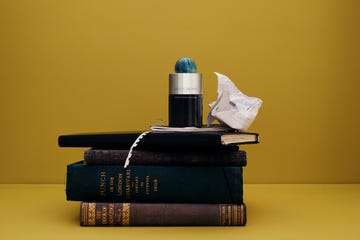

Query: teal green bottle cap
[[175, 57, 197, 73]]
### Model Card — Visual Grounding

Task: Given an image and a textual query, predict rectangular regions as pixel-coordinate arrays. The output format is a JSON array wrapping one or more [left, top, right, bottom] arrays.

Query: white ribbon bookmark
[[123, 131, 150, 168]]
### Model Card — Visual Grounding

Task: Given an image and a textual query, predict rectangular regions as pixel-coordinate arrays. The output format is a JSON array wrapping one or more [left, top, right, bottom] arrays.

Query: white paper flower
[[207, 72, 262, 131]]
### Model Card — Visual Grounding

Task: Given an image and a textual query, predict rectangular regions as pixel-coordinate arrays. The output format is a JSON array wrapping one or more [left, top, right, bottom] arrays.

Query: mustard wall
[[0, 0, 359, 183]]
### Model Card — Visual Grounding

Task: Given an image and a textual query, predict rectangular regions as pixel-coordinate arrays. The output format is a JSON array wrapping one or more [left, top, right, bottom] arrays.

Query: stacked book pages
[[58, 129, 259, 226]]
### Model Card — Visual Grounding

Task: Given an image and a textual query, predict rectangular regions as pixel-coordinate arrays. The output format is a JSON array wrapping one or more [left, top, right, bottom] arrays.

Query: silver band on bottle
[[169, 73, 202, 95]]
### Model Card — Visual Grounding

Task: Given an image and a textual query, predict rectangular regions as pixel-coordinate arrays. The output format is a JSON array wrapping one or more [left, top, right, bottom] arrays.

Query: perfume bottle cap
[[170, 57, 202, 94], [175, 57, 197, 73]]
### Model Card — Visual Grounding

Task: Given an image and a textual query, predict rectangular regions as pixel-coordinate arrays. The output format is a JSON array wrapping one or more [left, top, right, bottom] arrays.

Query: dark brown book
[[80, 202, 247, 226], [84, 148, 246, 166]]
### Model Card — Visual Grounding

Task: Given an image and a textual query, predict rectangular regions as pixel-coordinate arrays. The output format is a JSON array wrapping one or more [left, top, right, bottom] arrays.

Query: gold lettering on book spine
[[101, 206, 108, 225], [118, 173, 123, 196], [219, 204, 244, 225], [125, 170, 131, 199], [81, 203, 87, 225], [227, 205, 232, 225], [122, 203, 130, 225], [87, 203, 96, 226], [99, 171, 106, 197], [219, 205, 226, 225], [108, 204, 115, 225], [233, 204, 238, 225], [240, 204, 244, 226]]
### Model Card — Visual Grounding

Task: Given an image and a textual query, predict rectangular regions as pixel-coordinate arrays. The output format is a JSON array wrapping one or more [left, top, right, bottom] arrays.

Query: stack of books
[[58, 130, 259, 226]]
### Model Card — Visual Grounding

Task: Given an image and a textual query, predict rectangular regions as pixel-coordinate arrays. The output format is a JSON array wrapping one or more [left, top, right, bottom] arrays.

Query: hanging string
[[123, 131, 150, 168]]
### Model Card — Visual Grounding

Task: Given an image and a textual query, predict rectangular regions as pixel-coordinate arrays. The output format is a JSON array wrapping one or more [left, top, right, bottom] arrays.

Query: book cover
[[58, 131, 259, 149], [80, 202, 247, 226], [66, 162, 243, 203], [84, 148, 247, 166]]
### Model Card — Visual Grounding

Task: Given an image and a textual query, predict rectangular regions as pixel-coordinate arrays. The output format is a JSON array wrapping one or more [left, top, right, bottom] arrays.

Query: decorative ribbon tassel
[[124, 131, 150, 168]]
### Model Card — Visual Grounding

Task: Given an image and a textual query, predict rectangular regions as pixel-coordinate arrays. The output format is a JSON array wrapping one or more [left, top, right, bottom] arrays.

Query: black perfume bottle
[[169, 70, 203, 128]]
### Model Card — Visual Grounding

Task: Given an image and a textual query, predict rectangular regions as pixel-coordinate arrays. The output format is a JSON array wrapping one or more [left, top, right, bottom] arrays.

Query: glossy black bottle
[[169, 94, 202, 127], [168, 73, 202, 128]]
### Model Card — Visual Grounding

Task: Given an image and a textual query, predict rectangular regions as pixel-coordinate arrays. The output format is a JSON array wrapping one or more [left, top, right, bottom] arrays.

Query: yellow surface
[[0, 184, 359, 239], [0, 1, 360, 183]]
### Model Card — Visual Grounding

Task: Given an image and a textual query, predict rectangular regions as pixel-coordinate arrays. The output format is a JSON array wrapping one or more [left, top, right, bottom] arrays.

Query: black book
[[58, 131, 259, 150]]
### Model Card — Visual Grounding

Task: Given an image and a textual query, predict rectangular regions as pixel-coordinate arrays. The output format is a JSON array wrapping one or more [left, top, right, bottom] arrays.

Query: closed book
[[80, 202, 247, 226], [84, 148, 247, 166], [58, 131, 259, 150], [66, 162, 243, 203]]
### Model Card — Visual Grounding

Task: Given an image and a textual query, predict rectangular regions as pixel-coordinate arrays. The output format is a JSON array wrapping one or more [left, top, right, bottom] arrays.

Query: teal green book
[[66, 162, 243, 203]]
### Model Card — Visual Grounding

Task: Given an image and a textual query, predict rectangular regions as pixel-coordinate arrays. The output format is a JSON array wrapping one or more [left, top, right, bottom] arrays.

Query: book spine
[[84, 149, 246, 166], [80, 202, 247, 226], [66, 162, 243, 203]]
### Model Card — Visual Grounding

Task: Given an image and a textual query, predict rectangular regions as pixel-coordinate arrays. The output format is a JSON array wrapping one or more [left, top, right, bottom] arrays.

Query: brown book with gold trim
[[80, 202, 247, 226]]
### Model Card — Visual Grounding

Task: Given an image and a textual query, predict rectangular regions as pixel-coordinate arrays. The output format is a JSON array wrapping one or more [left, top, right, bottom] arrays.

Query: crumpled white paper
[[207, 72, 262, 131]]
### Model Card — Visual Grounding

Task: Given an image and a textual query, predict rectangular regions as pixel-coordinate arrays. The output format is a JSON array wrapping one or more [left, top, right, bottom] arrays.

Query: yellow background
[[0, 0, 359, 183]]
